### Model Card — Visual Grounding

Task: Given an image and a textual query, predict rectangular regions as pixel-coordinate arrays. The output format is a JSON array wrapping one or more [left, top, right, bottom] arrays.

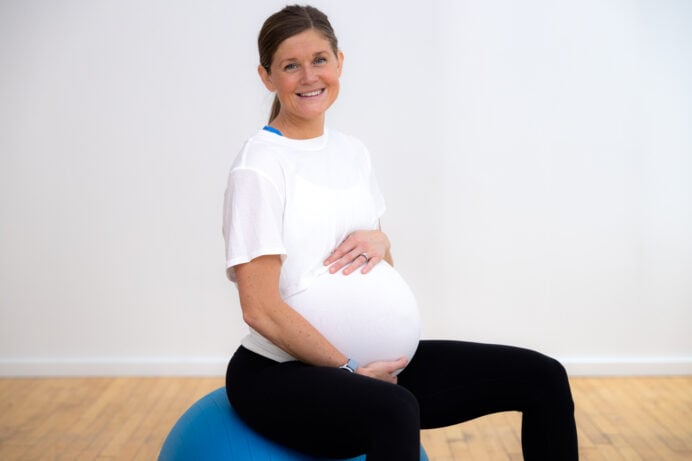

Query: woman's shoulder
[[326, 129, 371, 162], [327, 128, 372, 166], [327, 128, 367, 149], [231, 129, 286, 172]]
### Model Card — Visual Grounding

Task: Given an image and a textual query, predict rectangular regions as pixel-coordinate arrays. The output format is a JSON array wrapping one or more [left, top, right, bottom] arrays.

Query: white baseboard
[[0, 357, 229, 377], [560, 356, 692, 376], [1, 356, 691, 377]]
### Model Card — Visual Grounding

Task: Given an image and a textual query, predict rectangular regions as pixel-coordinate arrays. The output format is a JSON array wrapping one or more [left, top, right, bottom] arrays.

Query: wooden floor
[[0, 376, 690, 460]]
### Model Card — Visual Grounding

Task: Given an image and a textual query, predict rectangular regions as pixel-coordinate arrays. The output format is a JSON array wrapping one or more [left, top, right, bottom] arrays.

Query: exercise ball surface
[[159, 387, 429, 461]]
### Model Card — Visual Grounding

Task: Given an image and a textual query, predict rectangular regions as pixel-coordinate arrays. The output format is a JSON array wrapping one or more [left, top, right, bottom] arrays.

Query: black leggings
[[226, 340, 578, 460]]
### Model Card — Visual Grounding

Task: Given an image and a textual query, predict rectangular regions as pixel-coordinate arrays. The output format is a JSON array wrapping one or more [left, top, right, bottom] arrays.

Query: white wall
[[1, 0, 690, 377]]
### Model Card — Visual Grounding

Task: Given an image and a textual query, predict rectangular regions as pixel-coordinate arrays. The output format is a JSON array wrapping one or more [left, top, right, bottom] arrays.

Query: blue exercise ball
[[159, 387, 429, 461]]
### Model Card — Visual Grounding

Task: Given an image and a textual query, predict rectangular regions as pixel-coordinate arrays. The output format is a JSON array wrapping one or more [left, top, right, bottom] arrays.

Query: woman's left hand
[[324, 229, 390, 275]]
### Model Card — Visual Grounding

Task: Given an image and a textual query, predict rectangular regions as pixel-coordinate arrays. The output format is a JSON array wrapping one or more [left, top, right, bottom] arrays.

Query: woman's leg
[[226, 346, 421, 461], [398, 340, 578, 461]]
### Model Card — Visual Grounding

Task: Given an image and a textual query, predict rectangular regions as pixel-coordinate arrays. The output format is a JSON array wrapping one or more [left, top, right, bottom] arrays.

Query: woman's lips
[[297, 88, 325, 98]]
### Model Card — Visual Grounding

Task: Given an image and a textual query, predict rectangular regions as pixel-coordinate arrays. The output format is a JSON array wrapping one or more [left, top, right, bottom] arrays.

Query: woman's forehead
[[274, 29, 334, 59]]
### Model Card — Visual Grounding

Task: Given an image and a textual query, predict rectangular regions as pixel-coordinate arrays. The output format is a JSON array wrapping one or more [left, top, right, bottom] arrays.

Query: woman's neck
[[269, 113, 325, 140]]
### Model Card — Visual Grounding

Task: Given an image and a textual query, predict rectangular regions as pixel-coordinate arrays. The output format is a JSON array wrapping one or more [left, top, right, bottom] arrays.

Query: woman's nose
[[301, 67, 319, 83]]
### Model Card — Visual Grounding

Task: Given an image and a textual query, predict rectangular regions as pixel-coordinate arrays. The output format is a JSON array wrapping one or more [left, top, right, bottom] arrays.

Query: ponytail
[[269, 95, 281, 123]]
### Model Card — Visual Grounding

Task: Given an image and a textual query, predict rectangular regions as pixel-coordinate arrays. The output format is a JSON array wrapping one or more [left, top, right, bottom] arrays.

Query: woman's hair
[[258, 5, 340, 123]]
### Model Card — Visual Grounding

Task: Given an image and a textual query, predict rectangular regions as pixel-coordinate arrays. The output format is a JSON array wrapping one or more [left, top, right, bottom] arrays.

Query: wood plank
[[1, 377, 691, 460]]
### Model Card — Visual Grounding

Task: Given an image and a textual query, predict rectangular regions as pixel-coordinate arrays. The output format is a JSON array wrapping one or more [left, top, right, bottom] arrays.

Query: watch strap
[[339, 358, 358, 373]]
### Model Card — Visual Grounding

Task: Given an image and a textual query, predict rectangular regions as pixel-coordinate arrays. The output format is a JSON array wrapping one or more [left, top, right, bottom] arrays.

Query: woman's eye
[[314, 57, 327, 65], [284, 63, 298, 71]]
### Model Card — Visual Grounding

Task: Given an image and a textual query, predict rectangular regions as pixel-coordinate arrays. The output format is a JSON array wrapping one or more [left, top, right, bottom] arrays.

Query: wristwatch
[[339, 358, 358, 373]]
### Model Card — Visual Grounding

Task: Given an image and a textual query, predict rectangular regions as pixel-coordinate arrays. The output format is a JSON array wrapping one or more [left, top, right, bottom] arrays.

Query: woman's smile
[[297, 88, 325, 98]]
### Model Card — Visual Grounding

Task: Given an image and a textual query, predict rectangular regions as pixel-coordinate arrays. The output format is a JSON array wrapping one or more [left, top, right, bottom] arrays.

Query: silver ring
[[358, 252, 369, 263]]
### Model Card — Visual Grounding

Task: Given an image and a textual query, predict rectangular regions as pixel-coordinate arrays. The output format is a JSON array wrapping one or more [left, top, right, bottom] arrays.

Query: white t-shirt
[[223, 128, 420, 364]]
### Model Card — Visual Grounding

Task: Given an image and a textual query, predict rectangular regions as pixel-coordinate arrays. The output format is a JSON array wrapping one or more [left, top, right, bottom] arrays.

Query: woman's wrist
[[339, 358, 359, 373]]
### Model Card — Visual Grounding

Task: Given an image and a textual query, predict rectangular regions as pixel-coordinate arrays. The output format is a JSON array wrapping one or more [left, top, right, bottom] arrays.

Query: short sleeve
[[222, 168, 286, 281], [360, 142, 386, 219], [369, 164, 386, 219]]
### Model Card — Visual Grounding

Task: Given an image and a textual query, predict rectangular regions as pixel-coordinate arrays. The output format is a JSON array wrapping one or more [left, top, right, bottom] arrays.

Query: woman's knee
[[531, 353, 575, 410], [373, 384, 420, 422]]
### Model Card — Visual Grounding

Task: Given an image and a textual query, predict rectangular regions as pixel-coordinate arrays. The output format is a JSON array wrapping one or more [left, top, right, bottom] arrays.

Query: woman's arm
[[234, 254, 405, 382], [235, 254, 346, 367]]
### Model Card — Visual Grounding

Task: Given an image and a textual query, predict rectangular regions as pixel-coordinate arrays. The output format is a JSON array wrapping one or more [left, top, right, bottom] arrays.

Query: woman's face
[[260, 28, 344, 126]]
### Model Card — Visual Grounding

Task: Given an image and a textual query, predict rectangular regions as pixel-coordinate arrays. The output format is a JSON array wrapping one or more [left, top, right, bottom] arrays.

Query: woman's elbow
[[240, 300, 279, 337], [240, 304, 264, 331]]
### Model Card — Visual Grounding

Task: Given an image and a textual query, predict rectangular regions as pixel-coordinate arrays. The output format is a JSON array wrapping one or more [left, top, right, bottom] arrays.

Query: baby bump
[[286, 262, 421, 367]]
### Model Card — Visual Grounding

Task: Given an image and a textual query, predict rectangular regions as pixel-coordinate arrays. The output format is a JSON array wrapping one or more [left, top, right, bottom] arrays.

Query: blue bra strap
[[262, 125, 283, 136]]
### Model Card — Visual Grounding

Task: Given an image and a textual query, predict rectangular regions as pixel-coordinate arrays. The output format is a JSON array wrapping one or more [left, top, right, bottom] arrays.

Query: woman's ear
[[337, 51, 344, 77], [258, 65, 276, 91]]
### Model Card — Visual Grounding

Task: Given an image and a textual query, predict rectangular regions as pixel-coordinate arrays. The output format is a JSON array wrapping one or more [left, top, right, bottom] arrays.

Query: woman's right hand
[[356, 357, 408, 384]]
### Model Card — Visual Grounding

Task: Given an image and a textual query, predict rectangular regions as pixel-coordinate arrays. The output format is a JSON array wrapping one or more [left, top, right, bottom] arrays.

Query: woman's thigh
[[226, 347, 420, 458], [398, 340, 572, 429]]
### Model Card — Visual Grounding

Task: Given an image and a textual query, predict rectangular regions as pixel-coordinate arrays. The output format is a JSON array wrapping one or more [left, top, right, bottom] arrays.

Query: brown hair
[[258, 5, 340, 123]]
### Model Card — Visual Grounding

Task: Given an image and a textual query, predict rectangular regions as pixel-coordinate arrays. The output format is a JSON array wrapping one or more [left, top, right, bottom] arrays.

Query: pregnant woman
[[223, 5, 578, 461]]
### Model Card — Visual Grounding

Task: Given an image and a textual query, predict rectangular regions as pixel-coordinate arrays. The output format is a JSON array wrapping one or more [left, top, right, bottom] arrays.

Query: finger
[[370, 357, 407, 374], [376, 371, 397, 384], [360, 255, 381, 274], [341, 251, 369, 275], [324, 247, 348, 266], [325, 247, 355, 273], [327, 258, 347, 274], [328, 250, 361, 274], [387, 357, 408, 372], [324, 235, 359, 266]]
